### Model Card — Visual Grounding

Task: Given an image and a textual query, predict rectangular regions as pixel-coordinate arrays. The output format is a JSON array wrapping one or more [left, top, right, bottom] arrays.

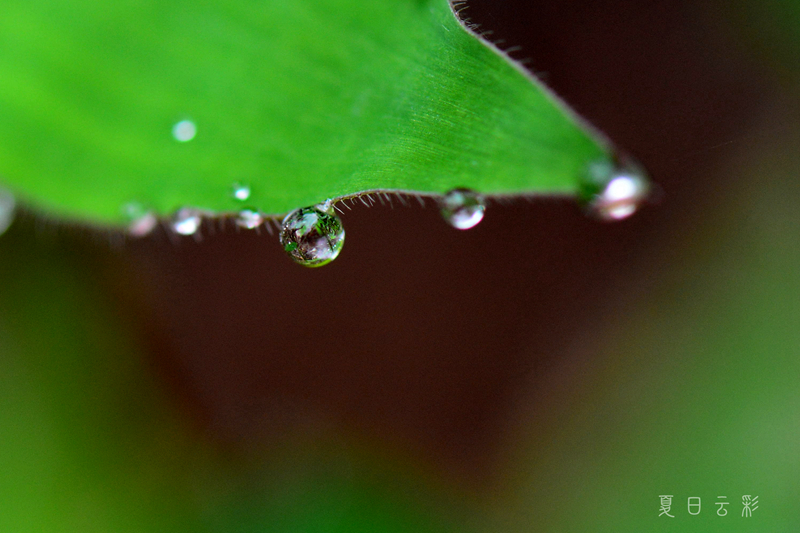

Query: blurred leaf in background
[[723, 0, 800, 87], [0, 223, 480, 531], [495, 129, 800, 532], [0, 225, 204, 531]]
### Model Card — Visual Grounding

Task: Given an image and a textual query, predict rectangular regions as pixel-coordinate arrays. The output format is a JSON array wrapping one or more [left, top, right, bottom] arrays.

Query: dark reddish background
[[114, 0, 779, 488]]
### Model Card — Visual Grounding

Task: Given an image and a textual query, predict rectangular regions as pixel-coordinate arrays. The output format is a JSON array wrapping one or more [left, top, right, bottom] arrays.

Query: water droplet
[[279, 206, 345, 267], [122, 202, 157, 237], [171, 208, 202, 235], [236, 208, 263, 230], [440, 189, 485, 230], [582, 159, 650, 221], [316, 198, 335, 213], [172, 120, 197, 142], [0, 189, 16, 236], [129, 213, 158, 237], [232, 183, 251, 202]]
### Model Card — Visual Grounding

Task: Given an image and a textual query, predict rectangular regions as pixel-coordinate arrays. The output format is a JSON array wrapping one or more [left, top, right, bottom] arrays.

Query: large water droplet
[[0, 189, 16, 236], [316, 198, 334, 213], [440, 189, 485, 230], [236, 208, 263, 230], [171, 208, 202, 235], [581, 159, 650, 221], [232, 183, 251, 202], [279, 206, 344, 267], [172, 120, 197, 142], [123, 202, 157, 237]]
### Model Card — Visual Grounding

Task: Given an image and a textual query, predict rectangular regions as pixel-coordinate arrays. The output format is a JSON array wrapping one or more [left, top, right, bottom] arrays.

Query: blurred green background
[[1, 0, 799, 531]]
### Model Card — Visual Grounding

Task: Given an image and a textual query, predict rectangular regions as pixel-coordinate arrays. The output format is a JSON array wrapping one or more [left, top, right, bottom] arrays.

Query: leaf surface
[[0, 0, 611, 225]]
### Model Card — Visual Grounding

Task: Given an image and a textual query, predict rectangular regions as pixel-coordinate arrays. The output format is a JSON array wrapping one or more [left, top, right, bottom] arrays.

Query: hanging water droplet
[[172, 119, 197, 142], [440, 189, 485, 230], [236, 208, 263, 230], [0, 189, 16, 236], [122, 202, 157, 237], [316, 198, 335, 213], [279, 206, 344, 267], [130, 214, 157, 237], [171, 208, 202, 235], [581, 159, 650, 221], [232, 183, 251, 202]]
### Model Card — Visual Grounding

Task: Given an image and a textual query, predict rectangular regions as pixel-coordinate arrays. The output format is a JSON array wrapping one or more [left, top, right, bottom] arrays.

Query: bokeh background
[[1, 0, 799, 531]]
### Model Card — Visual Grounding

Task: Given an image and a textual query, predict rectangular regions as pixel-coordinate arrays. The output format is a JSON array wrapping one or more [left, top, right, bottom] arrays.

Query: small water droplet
[[279, 206, 345, 267], [0, 189, 16, 236], [236, 208, 263, 230], [131, 214, 157, 237], [582, 159, 650, 221], [232, 183, 251, 202], [172, 120, 197, 142], [171, 208, 202, 235], [440, 189, 485, 230], [122, 202, 157, 237]]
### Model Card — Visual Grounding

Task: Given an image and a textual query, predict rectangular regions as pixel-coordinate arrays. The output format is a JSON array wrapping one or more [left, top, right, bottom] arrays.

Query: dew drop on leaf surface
[[232, 183, 251, 202], [440, 189, 486, 230], [171, 208, 202, 235], [123, 202, 157, 237], [581, 159, 651, 221], [235, 208, 263, 230], [171, 120, 197, 142], [279, 206, 345, 267]]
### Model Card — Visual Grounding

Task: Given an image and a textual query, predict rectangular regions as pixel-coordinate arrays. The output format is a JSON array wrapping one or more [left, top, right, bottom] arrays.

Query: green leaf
[[0, 0, 611, 226]]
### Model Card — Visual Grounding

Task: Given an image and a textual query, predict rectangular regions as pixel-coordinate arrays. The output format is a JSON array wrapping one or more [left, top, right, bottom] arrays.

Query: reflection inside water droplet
[[440, 189, 485, 230], [232, 183, 251, 202], [236, 208, 263, 230], [279, 206, 344, 267], [171, 208, 202, 235], [0, 189, 16, 236], [172, 120, 197, 142], [582, 159, 650, 221]]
